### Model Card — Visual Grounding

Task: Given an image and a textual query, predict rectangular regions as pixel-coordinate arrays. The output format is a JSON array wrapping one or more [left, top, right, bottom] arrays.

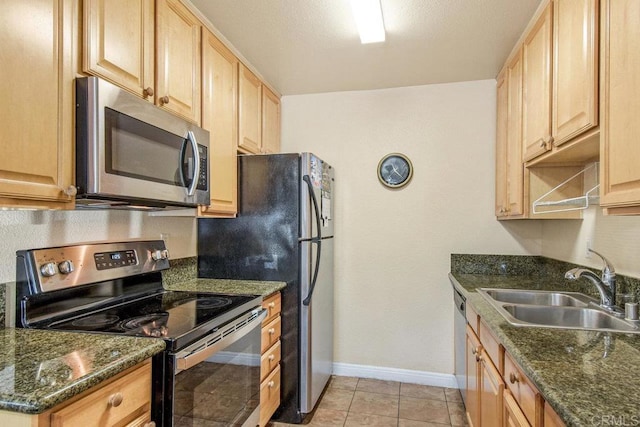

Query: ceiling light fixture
[[349, 0, 386, 44]]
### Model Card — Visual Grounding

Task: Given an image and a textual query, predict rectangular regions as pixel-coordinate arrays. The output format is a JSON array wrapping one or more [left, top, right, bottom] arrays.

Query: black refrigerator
[[197, 153, 335, 423]]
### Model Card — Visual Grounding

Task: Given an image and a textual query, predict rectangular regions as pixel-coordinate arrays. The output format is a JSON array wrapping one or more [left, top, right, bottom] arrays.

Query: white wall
[[0, 210, 196, 283], [281, 80, 542, 375], [542, 207, 640, 279]]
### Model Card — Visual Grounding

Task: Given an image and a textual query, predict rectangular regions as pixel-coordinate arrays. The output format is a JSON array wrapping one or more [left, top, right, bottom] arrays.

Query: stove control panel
[[94, 250, 137, 270], [17, 240, 170, 294]]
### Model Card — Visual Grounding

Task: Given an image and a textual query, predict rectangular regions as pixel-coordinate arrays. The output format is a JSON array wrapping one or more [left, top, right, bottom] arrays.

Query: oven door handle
[[174, 309, 267, 372]]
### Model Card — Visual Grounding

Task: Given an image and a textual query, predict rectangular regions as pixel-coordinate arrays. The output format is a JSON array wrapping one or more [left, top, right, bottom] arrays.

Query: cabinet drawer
[[260, 365, 281, 427], [261, 339, 281, 381], [50, 362, 151, 427], [262, 293, 281, 324], [261, 316, 281, 353], [504, 352, 539, 425], [479, 319, 502, 371]]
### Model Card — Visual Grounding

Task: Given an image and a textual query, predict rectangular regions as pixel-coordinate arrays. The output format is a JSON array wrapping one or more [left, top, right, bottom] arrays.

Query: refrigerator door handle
[[302, 175, 323, 306], [303, 240, 321, 306]]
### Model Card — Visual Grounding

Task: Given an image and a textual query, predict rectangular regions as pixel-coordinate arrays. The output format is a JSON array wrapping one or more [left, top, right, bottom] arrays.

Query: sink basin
[[502, 305, 638, 332], [480, 288, 591, 307], [478, 288, 640, 333]]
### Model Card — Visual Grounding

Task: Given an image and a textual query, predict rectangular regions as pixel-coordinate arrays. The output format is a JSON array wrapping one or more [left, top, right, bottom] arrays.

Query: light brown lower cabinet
[[260, 292, 282, 426], [465, 307, 566, 427], [0, 360, 154, 427]]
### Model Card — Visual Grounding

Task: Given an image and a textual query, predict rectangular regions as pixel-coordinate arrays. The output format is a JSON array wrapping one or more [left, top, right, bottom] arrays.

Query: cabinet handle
[[268, 328, 275, 335], [268, 380, 275, 388], [63, 185, 77, 197], [269, 354, 275, 361], [160, 96, 170, 105], [475, 354, 481, 362], [471, 347, 479, 355], [539, 140, 546, 148], [143, 87, 154, 97], [108, 392, 124, 407], [269, 302, 276, 308], [509, 372, 519, 384]]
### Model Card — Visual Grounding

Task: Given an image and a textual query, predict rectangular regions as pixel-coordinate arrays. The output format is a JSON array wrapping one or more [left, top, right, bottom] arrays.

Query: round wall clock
[[377, 153, 413, 188]]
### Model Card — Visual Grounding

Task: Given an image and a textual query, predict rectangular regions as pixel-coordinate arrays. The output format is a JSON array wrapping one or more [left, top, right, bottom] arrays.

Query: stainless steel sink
[[478, 288, 640, 333], [481, 288, 591, 307]]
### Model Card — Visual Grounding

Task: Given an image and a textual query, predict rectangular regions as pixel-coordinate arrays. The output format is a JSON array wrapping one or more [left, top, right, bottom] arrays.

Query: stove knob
[[40, 262, 57, 277], [58, 260, 74, 275], [151, 249, 169, 261]]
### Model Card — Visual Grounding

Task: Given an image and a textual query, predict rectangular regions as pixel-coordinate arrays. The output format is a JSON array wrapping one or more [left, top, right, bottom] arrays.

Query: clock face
[[378, 154, 413, 188]]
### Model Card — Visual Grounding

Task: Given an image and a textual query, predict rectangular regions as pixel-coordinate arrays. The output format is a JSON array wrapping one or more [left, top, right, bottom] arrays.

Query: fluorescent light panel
[[350, 0, 386, 44]]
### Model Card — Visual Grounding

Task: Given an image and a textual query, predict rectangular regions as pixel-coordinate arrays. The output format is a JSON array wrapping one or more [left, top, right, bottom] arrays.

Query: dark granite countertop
[[165, 278, 286, 297], [450, 270, 640, 426], [0, 328, 165, 414]]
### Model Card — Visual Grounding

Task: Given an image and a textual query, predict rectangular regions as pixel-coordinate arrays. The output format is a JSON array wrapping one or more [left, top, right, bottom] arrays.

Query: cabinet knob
[[475, 354, 481, 362], [268, 380, 275, 388], [269, 302, 276, 308], [268, 328, 275, 335], [509, 372, 519, 384], [63, 185, 77, 197], [143, 87, 154, 97], [144, 423, 156, 427], [269, 354, 275, 361], [539, 141, 546, 148], [471, 347, 479, 355], [160, 96, 170, 105], [108, 392, 124, 407]]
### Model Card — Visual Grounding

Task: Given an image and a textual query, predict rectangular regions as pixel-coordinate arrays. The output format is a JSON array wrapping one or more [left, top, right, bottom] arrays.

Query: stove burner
[[196, 297, 233, 310], [71, 314, 120, 329], [121, 313, 169, 337]]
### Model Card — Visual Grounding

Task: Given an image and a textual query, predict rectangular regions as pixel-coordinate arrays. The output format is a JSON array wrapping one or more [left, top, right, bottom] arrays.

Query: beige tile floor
[[269, 376, 468, 427]]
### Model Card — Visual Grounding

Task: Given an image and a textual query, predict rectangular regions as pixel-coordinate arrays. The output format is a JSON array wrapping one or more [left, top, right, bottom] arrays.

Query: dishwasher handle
[[453, 289, 466, 316]]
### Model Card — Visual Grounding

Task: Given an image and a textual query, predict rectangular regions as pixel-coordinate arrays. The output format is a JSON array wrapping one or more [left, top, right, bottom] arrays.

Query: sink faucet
[[565, 249, 618, 312]]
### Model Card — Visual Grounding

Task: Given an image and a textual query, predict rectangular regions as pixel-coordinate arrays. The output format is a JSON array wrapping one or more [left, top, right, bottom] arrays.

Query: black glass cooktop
[[45, 291, 260, 347]]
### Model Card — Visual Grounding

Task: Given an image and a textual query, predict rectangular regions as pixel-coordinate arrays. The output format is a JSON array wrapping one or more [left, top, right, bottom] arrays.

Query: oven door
[[167, 309, 266, 427]]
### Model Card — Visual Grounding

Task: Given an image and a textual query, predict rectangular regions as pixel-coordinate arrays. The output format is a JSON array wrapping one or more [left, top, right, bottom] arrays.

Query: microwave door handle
[[185, 131, 200, 196]]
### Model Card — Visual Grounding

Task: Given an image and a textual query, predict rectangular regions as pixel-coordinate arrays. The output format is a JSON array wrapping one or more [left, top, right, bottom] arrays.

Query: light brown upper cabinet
[[522, 3, 553, 162], [198, 30, 239, 217], [517, 0, 599, 165], [0, 0, 75, 209], [552, 0, 598, 147], [83, 0, 155, 101], [496, 50, 526, 219], [156, 0, 201, 125], [238, 64, 263, 154], [262, 86, 282, 155], [600, 0, 640, 214]]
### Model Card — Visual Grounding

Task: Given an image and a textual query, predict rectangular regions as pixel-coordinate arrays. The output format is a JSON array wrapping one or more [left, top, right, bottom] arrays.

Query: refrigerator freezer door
[[301, 153, 334, 240], [300, 236, 334, 414]]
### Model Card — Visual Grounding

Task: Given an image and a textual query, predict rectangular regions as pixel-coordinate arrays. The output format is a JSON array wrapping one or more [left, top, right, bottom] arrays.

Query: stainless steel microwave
[[75, 77, 210, 209]]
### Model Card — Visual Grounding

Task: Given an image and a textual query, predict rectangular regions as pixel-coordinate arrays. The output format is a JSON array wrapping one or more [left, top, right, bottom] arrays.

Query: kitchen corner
[[450, 254, 640, 426]]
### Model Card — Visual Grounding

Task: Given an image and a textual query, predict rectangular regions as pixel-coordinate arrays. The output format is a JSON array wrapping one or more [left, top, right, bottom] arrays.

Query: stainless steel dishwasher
[[453, 287, 467, 404]]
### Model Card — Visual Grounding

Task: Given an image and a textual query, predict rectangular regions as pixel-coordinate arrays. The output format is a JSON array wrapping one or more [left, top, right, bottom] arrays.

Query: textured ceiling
[[190, 0, 542, 95]]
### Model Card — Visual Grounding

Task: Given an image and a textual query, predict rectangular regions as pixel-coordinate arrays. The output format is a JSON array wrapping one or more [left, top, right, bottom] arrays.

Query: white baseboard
[[332, 362, 458, 389]]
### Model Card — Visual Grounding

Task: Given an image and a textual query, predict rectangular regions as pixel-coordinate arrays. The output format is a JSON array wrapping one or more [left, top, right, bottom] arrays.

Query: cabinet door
[[199, 30, 238, 217], [496, 70, 509, 217], [156, 0, 201, 124], [522, 3, 553, 161], [506, 50, 525, 217], [600, 0, 640, 211], [504, 391, 531, 427], [465, 325, 481, 427], [83, 0, 155, 101], [552, 0, 598, 146], [262, 86, 281, 154], [238, 64, 263, 154], [479, 349, 504, 427], [0, 0, 74, 209]]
